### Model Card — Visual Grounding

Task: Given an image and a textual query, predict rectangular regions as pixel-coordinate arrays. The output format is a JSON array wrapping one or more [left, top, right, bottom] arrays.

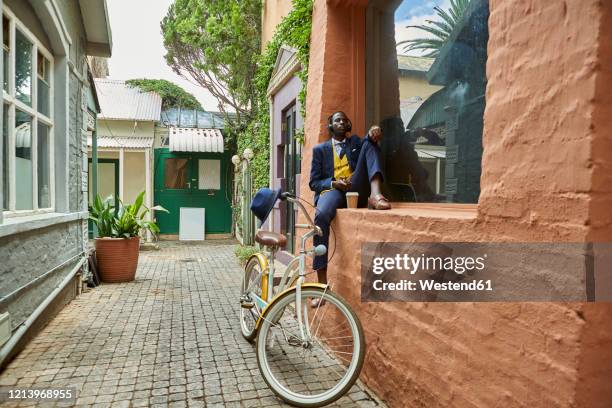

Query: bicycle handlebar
[[285, 196, 314, 227], [279, 193, 321, 237]]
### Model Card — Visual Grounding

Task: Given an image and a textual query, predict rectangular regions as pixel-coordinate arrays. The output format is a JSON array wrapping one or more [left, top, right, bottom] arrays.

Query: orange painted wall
[[261, 0, 294, 49], [299, 0, 612, 407]]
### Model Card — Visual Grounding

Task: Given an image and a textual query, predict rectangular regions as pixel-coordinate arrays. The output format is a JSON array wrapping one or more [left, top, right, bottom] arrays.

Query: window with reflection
[[37, 52, 50, 117], [15, 110, 32, 210], [164, 158, 189, 189], [38, 123, 50, 208], [3, 15, 9, 93], [15, 29, 33, 107], [2, 10, 55, 213], [366, 0, 489, 203]]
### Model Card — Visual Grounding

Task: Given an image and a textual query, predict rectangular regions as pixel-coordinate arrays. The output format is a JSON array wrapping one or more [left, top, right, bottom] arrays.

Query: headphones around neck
[[327, 111, 352, 134]]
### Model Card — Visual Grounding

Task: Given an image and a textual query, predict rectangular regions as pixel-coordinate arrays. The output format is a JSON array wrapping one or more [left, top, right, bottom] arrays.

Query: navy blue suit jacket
[[309, 134, 369, 204]]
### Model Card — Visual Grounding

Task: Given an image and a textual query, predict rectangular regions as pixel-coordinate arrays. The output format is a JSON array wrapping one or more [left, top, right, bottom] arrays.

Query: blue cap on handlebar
[[250, 188, 282, 223]]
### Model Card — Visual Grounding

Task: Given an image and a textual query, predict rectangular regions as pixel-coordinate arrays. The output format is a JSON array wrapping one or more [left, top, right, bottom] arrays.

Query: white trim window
[[2, 7, 55, 215]]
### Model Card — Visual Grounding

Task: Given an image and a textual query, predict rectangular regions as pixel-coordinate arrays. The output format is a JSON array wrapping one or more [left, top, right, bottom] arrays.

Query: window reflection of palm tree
[[397, 0, 470, 57]]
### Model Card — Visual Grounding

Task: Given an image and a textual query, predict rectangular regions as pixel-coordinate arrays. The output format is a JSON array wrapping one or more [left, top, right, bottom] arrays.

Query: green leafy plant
[[234, 245, 258, 265], [126, 79, 202, 110], [398, 0, 469, 57], [89, 191, 168, 238], [89, 194, 115, 238], [161, 0, 261, 132]]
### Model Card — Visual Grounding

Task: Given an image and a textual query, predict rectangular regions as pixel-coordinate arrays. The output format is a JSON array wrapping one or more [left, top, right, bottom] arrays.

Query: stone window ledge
[[338, 202, 478, 220], [0, 211, 88, 239]]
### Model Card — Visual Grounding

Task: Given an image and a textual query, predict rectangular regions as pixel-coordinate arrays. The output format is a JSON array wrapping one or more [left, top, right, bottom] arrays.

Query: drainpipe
[[0, 257, 87, 368], [91, 114, 98, 237]]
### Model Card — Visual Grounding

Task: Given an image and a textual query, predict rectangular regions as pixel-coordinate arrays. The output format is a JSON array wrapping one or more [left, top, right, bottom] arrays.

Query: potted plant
[[89, 191, 168, 283]]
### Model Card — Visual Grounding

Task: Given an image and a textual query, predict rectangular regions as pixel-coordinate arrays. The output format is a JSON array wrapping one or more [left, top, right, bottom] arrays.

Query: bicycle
[[239, 191, 365, 407]]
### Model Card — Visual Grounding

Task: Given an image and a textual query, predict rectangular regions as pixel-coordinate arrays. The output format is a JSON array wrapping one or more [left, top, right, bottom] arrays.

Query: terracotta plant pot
[[94, 236, 140, 283]]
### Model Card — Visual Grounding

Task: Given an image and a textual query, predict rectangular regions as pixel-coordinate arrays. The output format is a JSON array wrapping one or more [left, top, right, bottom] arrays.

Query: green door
[[154, 148, 232, 235]]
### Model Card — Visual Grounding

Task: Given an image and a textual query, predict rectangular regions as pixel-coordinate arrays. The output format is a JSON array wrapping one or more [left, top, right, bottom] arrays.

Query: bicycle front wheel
[[241, 256, 265, 342], [256, 287, 365, 407]]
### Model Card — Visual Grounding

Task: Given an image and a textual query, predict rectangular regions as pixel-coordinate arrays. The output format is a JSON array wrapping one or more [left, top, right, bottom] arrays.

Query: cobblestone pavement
[[0, 241, 386, 407]]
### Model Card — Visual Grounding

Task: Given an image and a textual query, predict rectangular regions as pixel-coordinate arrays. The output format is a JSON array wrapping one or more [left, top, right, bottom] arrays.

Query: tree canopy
[[398, 0, 469, 57], [161, 0, 261, 131], [125, 79, 202, 110]]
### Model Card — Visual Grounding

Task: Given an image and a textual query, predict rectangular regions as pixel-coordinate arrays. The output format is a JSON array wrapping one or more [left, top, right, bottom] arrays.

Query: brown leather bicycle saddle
[[255, 230, 287, 248]]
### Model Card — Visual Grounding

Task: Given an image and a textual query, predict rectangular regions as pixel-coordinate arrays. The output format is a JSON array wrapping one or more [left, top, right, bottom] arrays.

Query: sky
[[106, 0, 220, 111], [394, 0, 451, 56], [104, 0, 447, 107]]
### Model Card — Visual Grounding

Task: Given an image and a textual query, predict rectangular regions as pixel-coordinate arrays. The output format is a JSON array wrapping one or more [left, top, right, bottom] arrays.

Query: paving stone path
[[0, 241, 386, 407]]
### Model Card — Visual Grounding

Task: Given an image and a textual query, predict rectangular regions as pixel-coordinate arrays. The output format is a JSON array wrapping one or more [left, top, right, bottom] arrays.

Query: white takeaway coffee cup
[[346, 192, 359, 209]]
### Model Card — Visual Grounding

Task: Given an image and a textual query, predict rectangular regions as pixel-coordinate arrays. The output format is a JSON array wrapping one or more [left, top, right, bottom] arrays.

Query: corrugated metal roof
[[94, 79, 162, 121], [169, 127, 224, 153], [398, 55, 435, 73], [87, 136, 154, 149]]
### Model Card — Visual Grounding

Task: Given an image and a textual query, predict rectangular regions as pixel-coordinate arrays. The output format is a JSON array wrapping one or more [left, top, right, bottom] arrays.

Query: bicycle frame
[[241, 193, 365, 406], [245, 196, 325, 334]]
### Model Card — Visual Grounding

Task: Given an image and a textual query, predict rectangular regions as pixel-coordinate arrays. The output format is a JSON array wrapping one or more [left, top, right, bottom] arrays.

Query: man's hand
[[368, 125, 383, 143], [332, 179, 351, 192]]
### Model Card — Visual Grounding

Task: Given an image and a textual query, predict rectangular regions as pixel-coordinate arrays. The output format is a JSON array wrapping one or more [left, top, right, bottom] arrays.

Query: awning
[[169, 127, 224, 153], [415, 147, 446, 159], [87, 136, 154, 149]]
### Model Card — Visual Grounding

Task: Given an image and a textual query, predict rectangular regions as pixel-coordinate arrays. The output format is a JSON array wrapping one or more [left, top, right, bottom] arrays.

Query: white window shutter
[[198, 159, 220, 190]]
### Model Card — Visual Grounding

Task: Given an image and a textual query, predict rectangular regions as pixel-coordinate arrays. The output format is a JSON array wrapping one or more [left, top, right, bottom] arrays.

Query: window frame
[[2, 5, 55, 217], [365, 0, 486, 207]]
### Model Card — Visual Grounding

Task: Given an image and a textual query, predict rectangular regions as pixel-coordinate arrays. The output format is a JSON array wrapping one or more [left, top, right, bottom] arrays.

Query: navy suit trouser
[[313, 139, 384, 271]]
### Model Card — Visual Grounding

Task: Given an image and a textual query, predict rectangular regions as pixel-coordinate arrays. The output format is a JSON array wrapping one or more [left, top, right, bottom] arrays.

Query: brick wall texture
[[298, 0, 612, 407], [0, 223, 82, 331], [69, 73, 84, 213]]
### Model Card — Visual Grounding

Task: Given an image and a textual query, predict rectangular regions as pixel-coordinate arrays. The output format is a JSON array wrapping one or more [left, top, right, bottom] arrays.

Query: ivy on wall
[[238, 0, 313, 190]]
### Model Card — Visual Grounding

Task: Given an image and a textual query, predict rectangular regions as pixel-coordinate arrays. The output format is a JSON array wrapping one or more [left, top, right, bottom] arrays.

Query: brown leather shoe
[[368, 194, 391, 210]]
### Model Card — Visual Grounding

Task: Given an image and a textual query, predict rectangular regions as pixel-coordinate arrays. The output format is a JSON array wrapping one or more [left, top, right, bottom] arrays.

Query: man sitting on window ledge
[[309, 111, 390, 296]]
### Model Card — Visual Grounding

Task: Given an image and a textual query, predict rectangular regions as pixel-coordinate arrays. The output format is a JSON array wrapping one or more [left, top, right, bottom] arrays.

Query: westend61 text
[[373, 279, 493, 292]]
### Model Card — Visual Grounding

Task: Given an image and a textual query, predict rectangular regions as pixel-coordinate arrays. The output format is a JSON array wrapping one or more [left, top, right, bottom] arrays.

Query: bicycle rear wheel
[[256, 287, 365, 407], [241, 256, 265, 342]]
